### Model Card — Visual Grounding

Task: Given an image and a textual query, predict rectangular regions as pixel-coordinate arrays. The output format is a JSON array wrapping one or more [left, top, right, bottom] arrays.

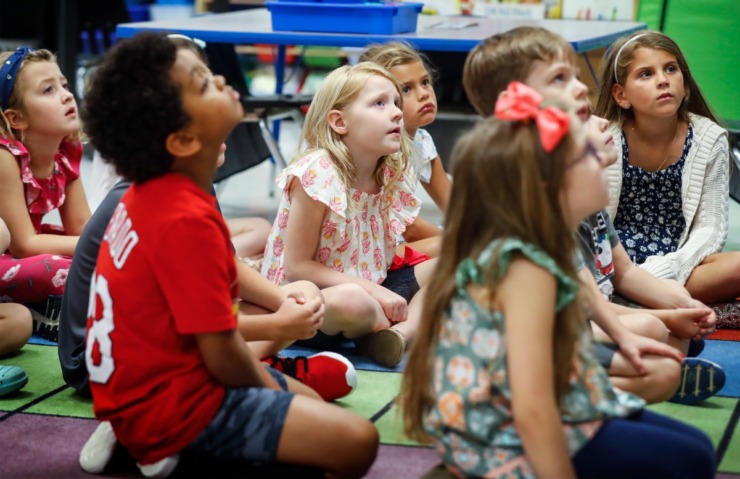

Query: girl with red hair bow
[[399, 82, 715, 479]]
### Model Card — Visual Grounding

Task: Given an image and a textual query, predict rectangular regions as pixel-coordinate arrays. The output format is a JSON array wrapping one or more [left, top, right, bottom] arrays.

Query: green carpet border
[[649, 397, 739, 472], [4, 342, 739, 471]]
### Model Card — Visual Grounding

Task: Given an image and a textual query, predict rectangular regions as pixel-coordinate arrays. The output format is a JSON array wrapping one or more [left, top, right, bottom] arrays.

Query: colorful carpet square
[[3, 335, 740, 477]]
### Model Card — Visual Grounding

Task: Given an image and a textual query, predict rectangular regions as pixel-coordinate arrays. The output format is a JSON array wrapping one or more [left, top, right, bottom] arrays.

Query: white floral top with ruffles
[[261, 150, 421, 285]]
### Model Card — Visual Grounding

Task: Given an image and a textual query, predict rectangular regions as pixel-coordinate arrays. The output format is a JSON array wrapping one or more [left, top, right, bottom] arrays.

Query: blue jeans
[[573, 410, 715, 478]]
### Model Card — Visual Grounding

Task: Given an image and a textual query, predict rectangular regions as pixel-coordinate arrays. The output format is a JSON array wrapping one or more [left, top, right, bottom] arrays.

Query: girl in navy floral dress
[[595, 31, 732, 305]]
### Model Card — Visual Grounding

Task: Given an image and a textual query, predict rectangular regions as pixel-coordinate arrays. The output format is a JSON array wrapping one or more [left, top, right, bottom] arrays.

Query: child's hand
[[369, 285, 408, 324], [276, 295, 324, 340], [616, 331, 683, 375], [286, 290, 307, 305], [675, 299, 716, 338], [663, 306, 715, 339]]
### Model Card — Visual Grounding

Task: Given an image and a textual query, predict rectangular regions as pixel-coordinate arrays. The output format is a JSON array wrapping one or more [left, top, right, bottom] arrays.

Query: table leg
[[271, 44, 287, 141]]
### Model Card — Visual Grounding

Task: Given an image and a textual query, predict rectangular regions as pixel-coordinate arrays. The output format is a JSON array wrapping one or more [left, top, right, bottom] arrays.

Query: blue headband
[[0, 47, 35, 111]]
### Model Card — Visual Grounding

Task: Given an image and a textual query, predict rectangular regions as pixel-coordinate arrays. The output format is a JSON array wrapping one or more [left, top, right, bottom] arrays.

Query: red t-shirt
[[86, 173, 238, 464]]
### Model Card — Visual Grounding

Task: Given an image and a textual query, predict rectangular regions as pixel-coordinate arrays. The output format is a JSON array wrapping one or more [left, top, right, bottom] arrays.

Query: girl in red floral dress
[[0, 47, 91, 340]]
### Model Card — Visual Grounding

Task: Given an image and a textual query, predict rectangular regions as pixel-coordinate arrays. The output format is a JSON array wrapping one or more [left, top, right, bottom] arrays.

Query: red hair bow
[[494, 81, 571, 153]]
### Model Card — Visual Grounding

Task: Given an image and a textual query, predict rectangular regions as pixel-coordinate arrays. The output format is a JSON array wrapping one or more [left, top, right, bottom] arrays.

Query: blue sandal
[[0, 365, 28, 397], [669, 357, 725, 405]]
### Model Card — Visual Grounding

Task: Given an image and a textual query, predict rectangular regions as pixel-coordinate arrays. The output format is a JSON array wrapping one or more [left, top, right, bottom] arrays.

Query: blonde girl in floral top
[[400, 82, 715, 478], [0, 47, 91, 341], [262, 62, 436, 368]]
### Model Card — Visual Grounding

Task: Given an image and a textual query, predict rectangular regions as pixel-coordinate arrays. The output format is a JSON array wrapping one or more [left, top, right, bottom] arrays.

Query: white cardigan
[[606, 113, 730, 284]]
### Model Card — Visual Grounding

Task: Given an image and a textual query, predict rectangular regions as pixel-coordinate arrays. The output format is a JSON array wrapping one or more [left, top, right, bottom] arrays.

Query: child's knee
[[341, 420, 379, 475], [626, 313, 669, 342], [0, 304, 32, 355], [724, 252, 740, 281], [648, 356, 681, 402], [328, 284, 378, 319], [282, 280, 321, 301]]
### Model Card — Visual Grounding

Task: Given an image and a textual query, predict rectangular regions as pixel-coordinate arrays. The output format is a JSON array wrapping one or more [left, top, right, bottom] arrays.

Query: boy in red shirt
[[81, 32, 378, 477]]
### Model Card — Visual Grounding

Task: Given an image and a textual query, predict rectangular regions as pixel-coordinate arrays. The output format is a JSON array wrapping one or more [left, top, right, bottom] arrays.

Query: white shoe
[[137, 454, 180, 478], [79, 421, 117, 474]]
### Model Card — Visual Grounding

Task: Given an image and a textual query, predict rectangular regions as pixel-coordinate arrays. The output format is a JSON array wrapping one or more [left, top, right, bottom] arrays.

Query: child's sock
[[79, 421, 117, 474], [137, 454, 180, 478]]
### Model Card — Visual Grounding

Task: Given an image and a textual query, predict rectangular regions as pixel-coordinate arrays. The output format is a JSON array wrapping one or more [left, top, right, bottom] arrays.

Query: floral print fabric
[[425, 238, 644, 478], [0, 138, 81, 232], [261, 150, 420, 285], [614, 127, 692, 265], [0, 138, 80, 303]]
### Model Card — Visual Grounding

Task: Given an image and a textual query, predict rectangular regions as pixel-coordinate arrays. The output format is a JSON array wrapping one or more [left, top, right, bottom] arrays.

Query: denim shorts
[[186, 366, 293, 462], [381, 265, 420, 303]]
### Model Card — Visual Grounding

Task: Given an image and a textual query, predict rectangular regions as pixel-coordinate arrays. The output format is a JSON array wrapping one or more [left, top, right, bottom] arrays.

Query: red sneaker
[[265, 352, 357, 401]]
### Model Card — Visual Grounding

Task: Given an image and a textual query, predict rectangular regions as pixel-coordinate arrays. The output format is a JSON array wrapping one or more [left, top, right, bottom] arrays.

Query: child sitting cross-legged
[[461, 26, 724, 405], [399, 82, 716, 479], [0, 46, 92, 341], [61, 34, 356, 408], [261, 62, 437, 368], [79, 32, 378, 478]]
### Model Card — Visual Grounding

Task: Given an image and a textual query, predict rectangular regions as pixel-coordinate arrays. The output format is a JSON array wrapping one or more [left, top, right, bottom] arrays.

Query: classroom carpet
[[2, 333, 740, 478]]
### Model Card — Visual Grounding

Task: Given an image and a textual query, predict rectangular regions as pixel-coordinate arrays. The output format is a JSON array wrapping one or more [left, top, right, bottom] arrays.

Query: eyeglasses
[[166, 34, 206, 49]]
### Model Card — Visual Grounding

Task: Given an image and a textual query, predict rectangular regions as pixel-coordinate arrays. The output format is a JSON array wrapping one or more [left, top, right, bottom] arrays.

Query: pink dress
[[0, 138, 82, 303], [261, 150, 420, 285]]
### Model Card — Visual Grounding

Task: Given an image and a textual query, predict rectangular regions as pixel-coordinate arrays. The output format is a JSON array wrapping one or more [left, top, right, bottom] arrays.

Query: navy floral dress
[[614, 127, 693, 265]]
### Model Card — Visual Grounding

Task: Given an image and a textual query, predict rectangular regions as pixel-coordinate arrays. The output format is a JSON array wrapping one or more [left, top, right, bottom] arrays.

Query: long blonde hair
[[0, 49, 82, 143], [298, 62, 410, 189], [399, 115, 585, 442]]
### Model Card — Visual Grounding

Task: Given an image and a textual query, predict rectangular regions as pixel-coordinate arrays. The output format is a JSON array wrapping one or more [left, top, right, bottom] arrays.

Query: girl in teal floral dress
[[400, 82, 715, 478]]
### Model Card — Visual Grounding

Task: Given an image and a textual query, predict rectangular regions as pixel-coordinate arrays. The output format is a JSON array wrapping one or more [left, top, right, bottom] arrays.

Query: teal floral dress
[[425, 238, 644, 478]]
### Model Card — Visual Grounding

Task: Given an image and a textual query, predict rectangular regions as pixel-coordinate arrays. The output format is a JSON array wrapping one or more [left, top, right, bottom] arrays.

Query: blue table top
[[116, 8, 646, 53]]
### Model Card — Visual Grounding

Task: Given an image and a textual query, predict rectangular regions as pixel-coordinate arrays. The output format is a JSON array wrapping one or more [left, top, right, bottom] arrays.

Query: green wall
[[637, 0, 740, 128]]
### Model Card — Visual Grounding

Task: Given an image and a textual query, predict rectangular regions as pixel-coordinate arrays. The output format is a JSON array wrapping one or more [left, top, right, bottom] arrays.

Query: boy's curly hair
[[82, 32, 190, 183]]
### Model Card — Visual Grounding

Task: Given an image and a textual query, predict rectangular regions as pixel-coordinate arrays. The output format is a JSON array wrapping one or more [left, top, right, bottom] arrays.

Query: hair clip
[[166, 34, 207, 50], [494, 81, 570, 152]]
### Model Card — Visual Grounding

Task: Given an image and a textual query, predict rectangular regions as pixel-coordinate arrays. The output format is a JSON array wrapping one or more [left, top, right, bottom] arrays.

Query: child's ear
[[3, 109, 27, 130], [165, 130, 202, 158], [327, 109, 347, 135], [611, 83, 630, 109]]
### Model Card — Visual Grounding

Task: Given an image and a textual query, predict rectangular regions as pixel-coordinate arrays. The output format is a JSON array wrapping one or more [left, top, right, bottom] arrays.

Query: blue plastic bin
[[265, 2, 424, 34], [127, 5, 151, 22], [274, 0, 366, 2]]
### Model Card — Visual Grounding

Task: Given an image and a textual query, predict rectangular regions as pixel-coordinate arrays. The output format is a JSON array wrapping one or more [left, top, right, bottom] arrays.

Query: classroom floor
[[2, 119, 739, 478]]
